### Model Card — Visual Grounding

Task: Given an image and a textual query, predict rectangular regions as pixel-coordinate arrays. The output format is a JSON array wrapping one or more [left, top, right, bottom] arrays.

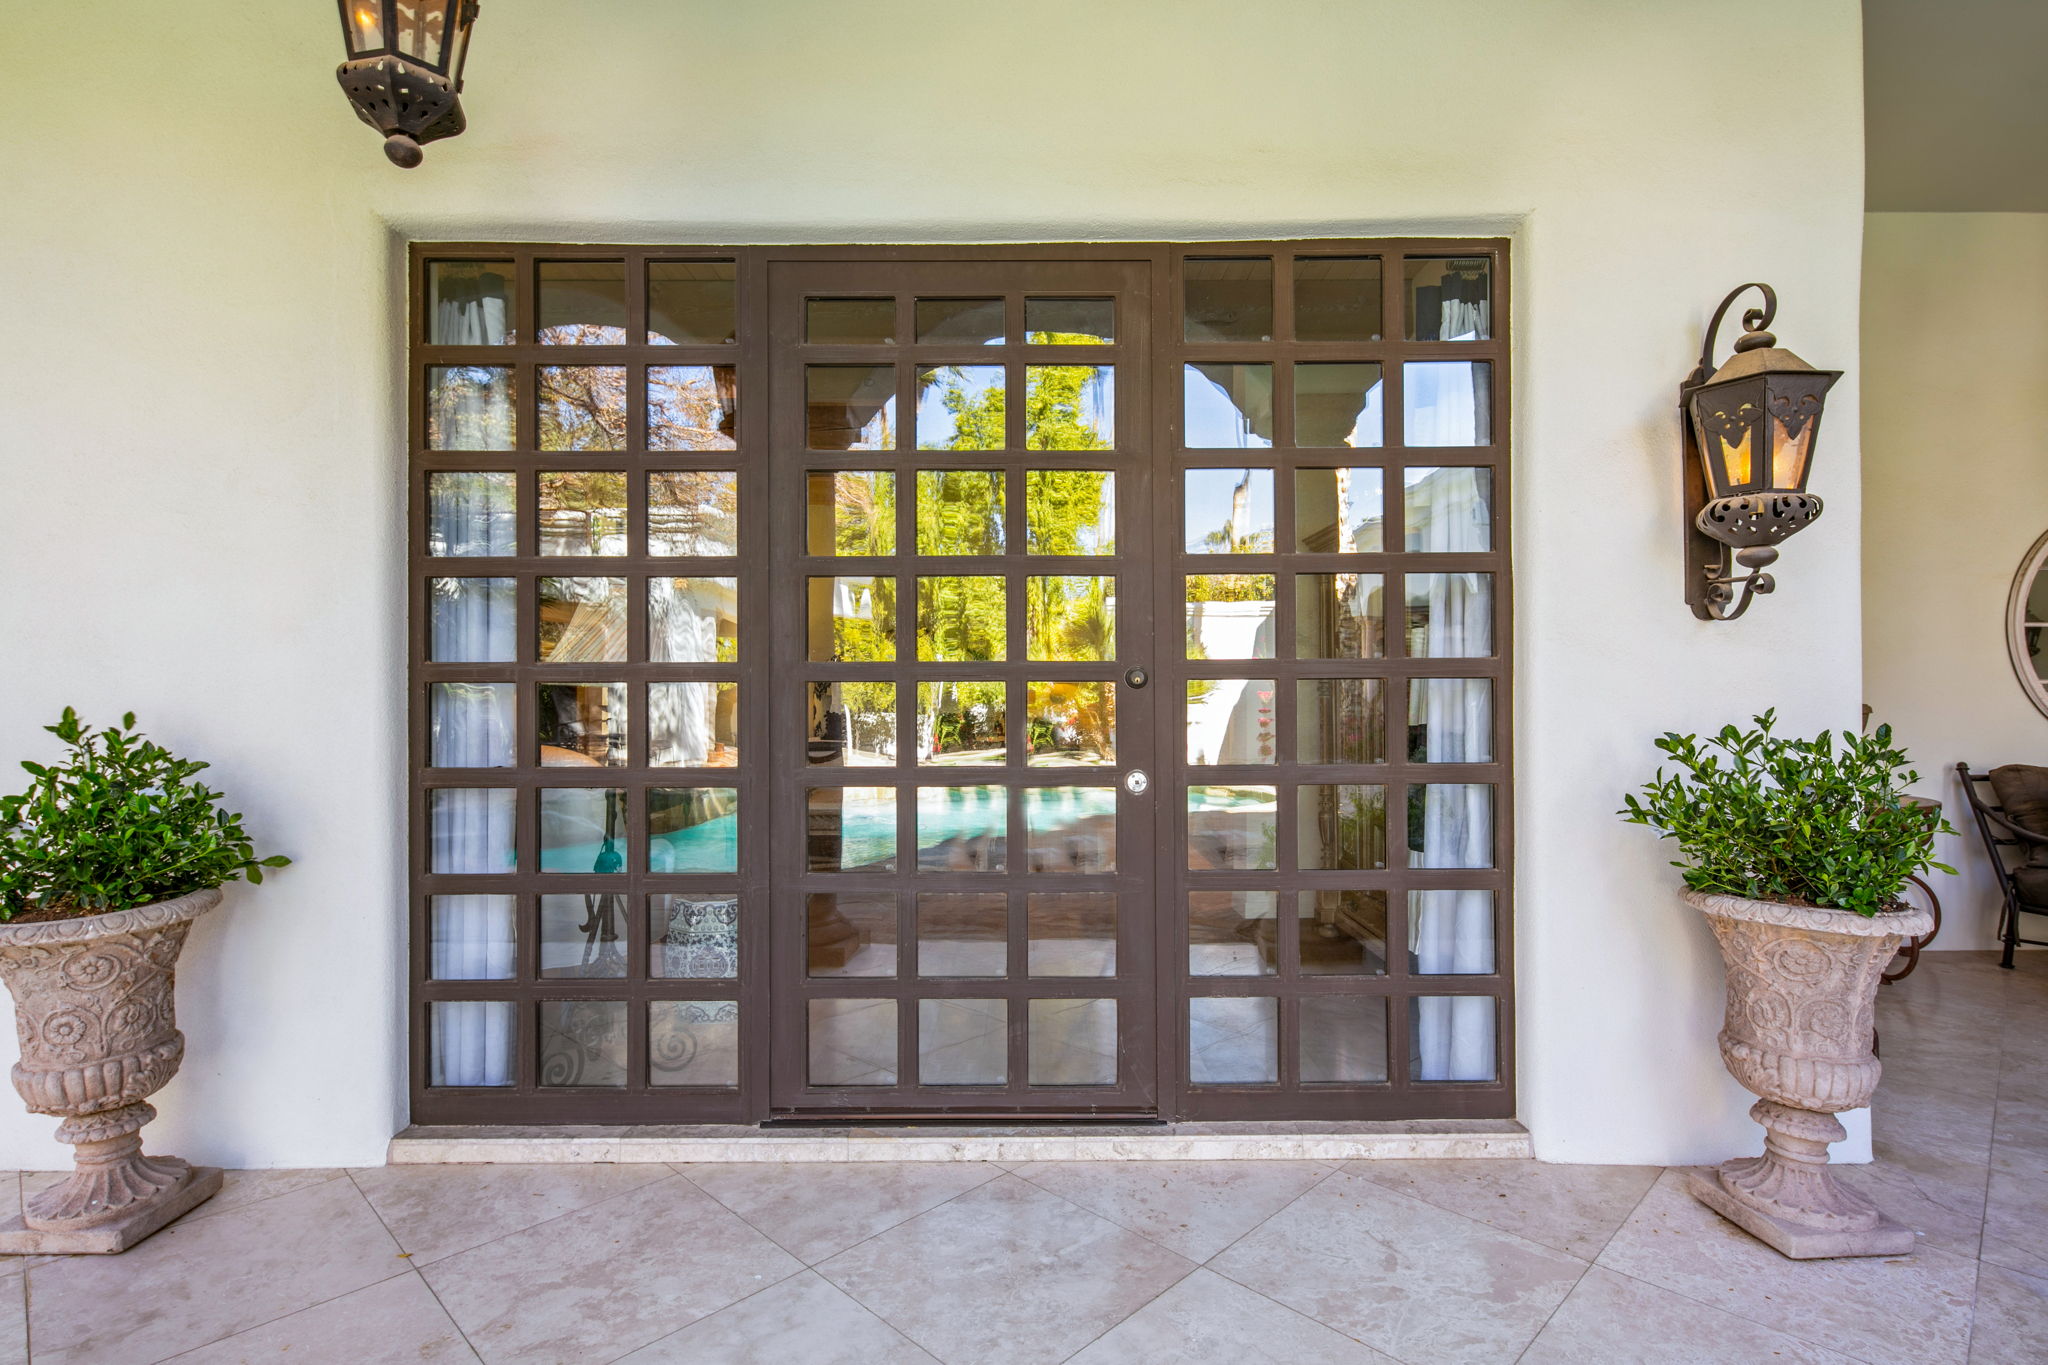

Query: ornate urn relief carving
[[0, 889, 224, 1254], [1684, 889, 1932, 1259]]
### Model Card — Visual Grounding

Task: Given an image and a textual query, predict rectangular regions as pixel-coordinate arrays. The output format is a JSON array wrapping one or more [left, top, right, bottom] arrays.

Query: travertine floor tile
[[1969, 1261, 2048, 1364], [1209, 1169, 1586, 1365], [0, 1267, 22, 1365], [816, 1174, 1195, 1365], [1342, 1157, 1660, 1261], [163, 1272, 477, 1364], [419, 1174, 799, 1364], [1597, 1169, 1978, 1365], [350, 1161, 670, 1264], [1978, 1162, 2048, 1279], [1006, 1159, 1332, 1261], [1066, 1267, 1399, 1364], [614, 1269, 937, 1364], [1519, 1266, 1860, 1364], [676, 1161, 1002, 1264], [26, 1177, 406, 1365]]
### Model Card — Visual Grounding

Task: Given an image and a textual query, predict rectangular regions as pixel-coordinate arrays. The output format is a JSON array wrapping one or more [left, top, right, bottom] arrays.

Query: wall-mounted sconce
[[1680, 284, 1841, 620], [335, 1, 480, 168]]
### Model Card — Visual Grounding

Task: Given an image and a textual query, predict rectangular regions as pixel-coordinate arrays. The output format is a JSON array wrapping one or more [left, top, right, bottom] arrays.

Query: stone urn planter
[[1685, 887, 1933, 1259], [0, 888, 224, 1254]]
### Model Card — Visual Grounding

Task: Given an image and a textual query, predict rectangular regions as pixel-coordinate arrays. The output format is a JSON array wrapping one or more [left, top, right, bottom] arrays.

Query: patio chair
[[1955, 763, 2048, 968]]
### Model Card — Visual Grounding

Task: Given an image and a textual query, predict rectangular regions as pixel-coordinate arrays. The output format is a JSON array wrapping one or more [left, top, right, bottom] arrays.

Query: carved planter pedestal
[[1684, 888, 1932, 1260], [0, 889, 223, 1254]]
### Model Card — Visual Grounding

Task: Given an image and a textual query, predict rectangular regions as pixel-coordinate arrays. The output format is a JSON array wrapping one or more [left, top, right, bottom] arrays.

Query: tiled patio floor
[[0, 950, 2040, 1364]]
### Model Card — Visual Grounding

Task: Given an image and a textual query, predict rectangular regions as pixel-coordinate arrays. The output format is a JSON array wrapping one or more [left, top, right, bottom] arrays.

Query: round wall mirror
[[2007, 530, 2048, 720]]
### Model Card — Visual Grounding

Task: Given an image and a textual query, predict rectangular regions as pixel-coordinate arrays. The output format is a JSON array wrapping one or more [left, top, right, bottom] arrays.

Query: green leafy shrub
[[1620, 710, 1954, 917], [0, 709, 288, 920]]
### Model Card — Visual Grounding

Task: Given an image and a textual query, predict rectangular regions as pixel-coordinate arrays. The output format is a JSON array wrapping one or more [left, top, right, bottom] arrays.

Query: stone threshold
[[390, 1119, 1531, 1164]]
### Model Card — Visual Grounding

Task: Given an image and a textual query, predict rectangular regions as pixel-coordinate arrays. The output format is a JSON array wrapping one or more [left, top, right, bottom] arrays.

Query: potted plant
[[0, 710, 287, 1254], [1622, 710, 1953, 1259]]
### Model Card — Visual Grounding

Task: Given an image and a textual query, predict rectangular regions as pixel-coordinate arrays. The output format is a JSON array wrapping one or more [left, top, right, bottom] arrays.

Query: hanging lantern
[[335, 2, 480, 168], [1679, 284, 1842, 620]]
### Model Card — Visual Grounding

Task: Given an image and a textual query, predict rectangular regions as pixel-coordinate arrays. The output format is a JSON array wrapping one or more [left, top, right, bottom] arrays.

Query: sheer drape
[[433, 268, 511, 346]]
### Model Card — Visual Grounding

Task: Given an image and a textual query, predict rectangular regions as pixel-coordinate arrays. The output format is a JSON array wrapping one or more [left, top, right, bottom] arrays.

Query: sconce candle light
[[1680, 284, 1841, 620], [335, 1, 480, 168]]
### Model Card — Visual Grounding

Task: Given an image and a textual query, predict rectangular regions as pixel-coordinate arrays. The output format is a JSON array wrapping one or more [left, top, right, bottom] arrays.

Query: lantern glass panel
[[343, 1, 387, 55], [394, 2, 453, 68], [446, 2, 475, 84], [1691, 378, 1765, 500]]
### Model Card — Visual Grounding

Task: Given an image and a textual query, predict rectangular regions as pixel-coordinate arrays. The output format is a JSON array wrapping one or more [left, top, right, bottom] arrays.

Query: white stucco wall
[[0, 1, 1867, 1167], [1863, 212, 2048, 951]]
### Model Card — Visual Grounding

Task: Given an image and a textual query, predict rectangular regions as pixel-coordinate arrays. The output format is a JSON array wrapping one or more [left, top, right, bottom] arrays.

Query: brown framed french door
[[767, 258, 1160, 1116]]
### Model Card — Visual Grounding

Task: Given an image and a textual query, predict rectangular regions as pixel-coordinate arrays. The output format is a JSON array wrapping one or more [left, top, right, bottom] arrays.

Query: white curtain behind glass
[[1406, 360, 1497, 1082]]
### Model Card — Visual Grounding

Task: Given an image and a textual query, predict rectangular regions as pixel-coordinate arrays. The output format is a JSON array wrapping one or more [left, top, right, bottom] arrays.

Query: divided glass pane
[[649, 366, 738, 450], [649, 1001, 740, 1087], [807, 471, 897, 556], [1294, 256, 1381, 342], [1403, 467, 1492, 552], [1297, 890, 1389, 975], [808, 891, 897, 976], [647, 261, 737, 345], [430, 682, 514, 768], [428, 471, 515, 556], [537, 681, 627, 766], [1189, 997, 1277, 1084], [1296, 678, 1384, 765], [808, 576, 895, 661], [539, 893, 627, 978], [1028, 999, 1118, 1086], [1409, 784, 1494, 869], [1184, 257, 1273, 342], [1184, 363, 1274, 448], [808, 999, 899, 1086], [1294, 466, 1385, 553], [1026, 681, 1114, 766], [428, 366, 513, 450], [429, 895, 516, 980], [1025, 365, 1113, 449], [648, 786, 739, 873], [429, 1001, 514, 1086], [1185, 678, 1276, 766], [428, 261, 515, 344], [538, 367, 626, 450], [1295, 363, 1384, 448], [538, 471, 627, 556], [1409, 678, 1492, 762], [1187, 785, 1278, 871], [1410, 889, 1497, 975], [918, 681, 1007, 766], [915, 785, 1007, 873], [915, 297, 1004, 345], [1025, 470, 1114, 555], [1188, 890, 1278, 975], [1185, 468, 1274, 554], [648, 680, 739, 767], [1404, 573, 1493, 658], [917, 893, 1008, 977], [807, 297, 895, 345], [1027, 892, 1116, 977], [1027, 576, 1114, 661], [917, 576, 1006, 661], [538, 577, 627, 664], [1026, 298, 1113, 344], [1295, 573, 1385, 659], [1302, 997, 1389, 1083], [806, 681, 896, 766], [428, 788, 515, 874], [920, 1000, 1008, 1085], [1404, 362, 1492, 446], [537, 261, 626, 344], [538, 787, 627, 874], [647, 471, 739, 557], [429, 577, 515, 662], [808, 366, 897, 449], [651, 895, 741, 979], [1404, 257, 1491, 341], [1297, 783, 1387, 870], [1412, 996, 1497, 1082], [917, 469, 1005, 555], [806, 788, 897, 872], [649, 576, 739, 663], [1186, 576, 1276, 660], [1025, 786, 1116, 874], [916, 366, 1005, 449]]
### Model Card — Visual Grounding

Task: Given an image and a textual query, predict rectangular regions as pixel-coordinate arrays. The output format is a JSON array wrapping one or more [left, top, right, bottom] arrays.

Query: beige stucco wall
[[0, 1, 1867, 1167], [1863, 212, 2048, 950]]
